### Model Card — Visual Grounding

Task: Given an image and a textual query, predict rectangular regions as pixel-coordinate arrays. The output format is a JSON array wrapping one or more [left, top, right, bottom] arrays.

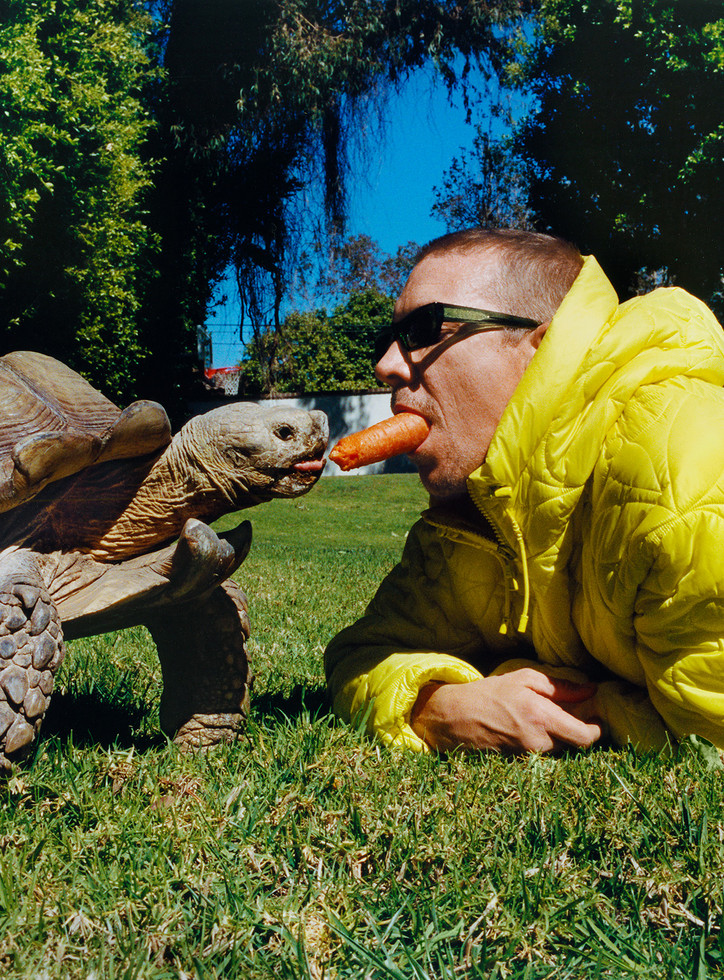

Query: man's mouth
[[392, 404, 431, 436]]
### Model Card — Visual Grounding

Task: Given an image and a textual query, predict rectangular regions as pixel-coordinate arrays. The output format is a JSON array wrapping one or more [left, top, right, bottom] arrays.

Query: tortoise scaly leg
[[145, 578, 252, 749], [0, 550, 65, 771]]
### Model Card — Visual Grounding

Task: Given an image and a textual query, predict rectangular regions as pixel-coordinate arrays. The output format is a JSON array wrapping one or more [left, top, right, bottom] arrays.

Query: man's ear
[[530, 320, 550, 351]]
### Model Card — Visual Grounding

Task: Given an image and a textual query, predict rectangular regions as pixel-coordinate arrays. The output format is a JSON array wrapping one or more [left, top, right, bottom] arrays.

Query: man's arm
[[632, 516, 724, 751], [324, 518, 487, 750], [325, 517, 601, 753]]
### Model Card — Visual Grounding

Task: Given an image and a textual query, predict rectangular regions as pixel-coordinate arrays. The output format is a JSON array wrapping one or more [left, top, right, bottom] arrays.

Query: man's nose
[[375, 341, 414, 386]]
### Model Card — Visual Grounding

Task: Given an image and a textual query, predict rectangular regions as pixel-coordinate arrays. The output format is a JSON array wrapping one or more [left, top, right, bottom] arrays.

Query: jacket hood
[[471, 255, 724, 500], [466, 255, 724, 663]]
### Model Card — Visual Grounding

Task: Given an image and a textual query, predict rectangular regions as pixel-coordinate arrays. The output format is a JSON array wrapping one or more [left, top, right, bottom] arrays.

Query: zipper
[[423, 510, 518, 635], [468, 483, 531, 635]]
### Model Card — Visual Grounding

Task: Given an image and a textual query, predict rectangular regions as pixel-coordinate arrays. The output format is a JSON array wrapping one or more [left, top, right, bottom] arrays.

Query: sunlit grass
[[1, 474, 722, 978]]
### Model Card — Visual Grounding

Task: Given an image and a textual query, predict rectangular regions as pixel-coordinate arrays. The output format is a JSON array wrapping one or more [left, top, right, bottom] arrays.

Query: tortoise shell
[[0, 351, 172, 514]]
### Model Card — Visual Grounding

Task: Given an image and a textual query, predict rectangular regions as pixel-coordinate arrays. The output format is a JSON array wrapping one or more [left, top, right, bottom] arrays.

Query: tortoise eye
[[274, 424, 295, 442]]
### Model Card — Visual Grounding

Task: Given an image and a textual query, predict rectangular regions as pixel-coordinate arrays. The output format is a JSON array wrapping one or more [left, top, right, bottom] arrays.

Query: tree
[[431, 127, 535, 232], [238, 233, 420, 395], [0, 0, 534, 408], [140, 0, 535, 409], [518, 0, 724, 312], [238, 287, 393, 396], [0, 0, 158, 402], [294, 233, 419, 308]]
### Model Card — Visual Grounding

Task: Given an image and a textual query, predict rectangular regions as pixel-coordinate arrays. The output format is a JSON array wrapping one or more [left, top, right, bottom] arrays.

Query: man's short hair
[[417, 228, 584, 326]]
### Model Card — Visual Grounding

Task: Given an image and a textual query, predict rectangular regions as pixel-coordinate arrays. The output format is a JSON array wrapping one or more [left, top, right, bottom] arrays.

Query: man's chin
[[417, 461, 469, 499]]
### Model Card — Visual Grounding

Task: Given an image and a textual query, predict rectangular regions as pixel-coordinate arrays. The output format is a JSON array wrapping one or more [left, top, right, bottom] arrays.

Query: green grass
[[213, 473, 428, 703], [1, 474, 723, 978]]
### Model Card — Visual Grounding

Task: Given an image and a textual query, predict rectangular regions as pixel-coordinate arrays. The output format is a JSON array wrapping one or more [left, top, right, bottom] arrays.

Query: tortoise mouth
[[263, 451, 327, 498]]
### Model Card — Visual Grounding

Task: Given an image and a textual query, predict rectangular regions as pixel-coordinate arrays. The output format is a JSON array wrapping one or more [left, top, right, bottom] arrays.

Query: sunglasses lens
[[403, 305, 440, 350], [374, 305, 443, 361], [373, 329, 394, 363]]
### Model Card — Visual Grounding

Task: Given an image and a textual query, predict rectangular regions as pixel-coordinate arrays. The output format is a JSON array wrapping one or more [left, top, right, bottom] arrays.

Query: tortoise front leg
[[0, 549, 65, 771], [145, 578, 252, 749]]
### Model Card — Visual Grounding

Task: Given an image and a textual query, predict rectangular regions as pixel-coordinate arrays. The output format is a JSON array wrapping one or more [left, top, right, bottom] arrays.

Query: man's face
[[375, 248, 545, 499]]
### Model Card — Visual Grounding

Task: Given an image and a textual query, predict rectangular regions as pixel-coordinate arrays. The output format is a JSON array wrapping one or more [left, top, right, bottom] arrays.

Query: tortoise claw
[[164, 518, 252, 601], [0, 550, 64, 772]]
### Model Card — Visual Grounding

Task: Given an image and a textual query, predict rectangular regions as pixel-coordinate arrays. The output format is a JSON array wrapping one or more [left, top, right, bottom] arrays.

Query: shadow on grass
[[40, 683, 335, 751], [250, 683, 332, 725], [40, 690, 163, 752]]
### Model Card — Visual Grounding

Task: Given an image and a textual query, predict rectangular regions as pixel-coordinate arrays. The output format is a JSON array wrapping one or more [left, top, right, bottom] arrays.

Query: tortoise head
[[177, 402, 329, 505]]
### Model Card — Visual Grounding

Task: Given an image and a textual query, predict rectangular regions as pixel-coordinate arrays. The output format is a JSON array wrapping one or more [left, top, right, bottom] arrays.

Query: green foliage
[[0, 0, 530, 407], [0, 0, 158, 403], [239, 287, 393, 395], [432, 127, 535, 232], [324, 233, 420, 301], [143, 0, 533, 406], [238, 233, 424, 395], [1, 476, 722, 977], [519, 0, 724, 312]]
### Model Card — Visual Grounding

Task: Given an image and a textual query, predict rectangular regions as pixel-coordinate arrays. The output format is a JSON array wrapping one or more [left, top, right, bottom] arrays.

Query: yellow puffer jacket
[[325, 256, 724, 752]]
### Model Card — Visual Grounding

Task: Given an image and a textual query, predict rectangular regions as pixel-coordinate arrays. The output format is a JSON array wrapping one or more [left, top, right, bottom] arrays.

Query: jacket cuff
[[371, 655, 483, 752]]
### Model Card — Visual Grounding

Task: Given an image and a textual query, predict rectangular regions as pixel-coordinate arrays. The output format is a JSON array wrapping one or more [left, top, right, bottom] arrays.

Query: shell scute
[[0, 351, 172, 513]]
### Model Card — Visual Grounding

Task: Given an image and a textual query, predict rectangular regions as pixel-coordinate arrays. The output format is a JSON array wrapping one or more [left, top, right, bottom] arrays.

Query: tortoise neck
[[87, 432, 234, 560]]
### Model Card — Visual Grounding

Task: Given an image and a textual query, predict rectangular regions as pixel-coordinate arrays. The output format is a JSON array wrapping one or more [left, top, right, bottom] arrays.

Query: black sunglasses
[[374, 302, 539, 363]]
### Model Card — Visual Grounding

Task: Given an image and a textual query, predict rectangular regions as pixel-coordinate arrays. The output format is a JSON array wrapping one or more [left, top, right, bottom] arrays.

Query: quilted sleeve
[[324, 518, 513, 751], [635, 511, 724, 749]]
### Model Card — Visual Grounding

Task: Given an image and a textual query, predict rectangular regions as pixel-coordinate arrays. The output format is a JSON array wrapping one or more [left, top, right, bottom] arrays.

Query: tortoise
[[0, 350, 328, 770]]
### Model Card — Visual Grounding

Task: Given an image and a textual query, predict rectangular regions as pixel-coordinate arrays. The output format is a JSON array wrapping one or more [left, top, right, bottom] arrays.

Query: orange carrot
[[328, 413, 430, 471]]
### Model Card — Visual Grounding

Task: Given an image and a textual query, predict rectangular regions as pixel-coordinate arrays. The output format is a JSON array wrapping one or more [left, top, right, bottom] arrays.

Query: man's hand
[[410, 669, 602, 755]]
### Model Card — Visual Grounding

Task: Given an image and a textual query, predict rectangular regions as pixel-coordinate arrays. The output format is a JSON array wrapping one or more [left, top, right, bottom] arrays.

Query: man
[[324, 227, 724, 755]]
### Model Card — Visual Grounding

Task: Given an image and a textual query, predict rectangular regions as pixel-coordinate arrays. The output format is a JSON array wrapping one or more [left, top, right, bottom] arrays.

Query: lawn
[[1, 474, 722, 979]]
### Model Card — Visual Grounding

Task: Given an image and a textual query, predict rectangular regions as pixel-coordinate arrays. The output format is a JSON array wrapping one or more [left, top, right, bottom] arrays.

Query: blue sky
[[345, 71, 477, 254], [207, 68, 488, 368]]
